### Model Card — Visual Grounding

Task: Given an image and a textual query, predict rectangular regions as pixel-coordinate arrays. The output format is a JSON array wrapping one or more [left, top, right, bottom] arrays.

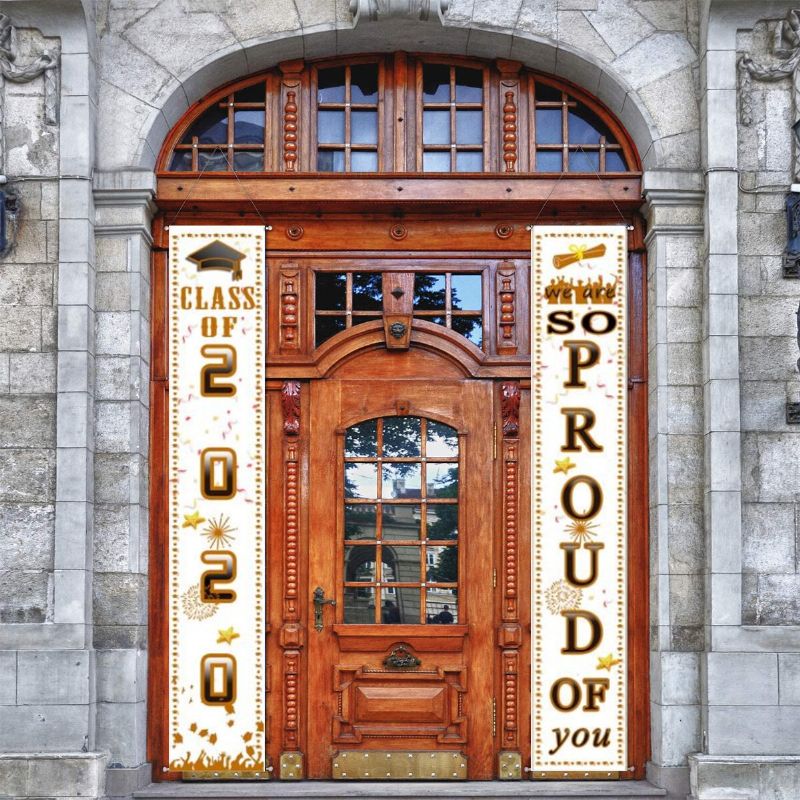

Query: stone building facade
[[0, 0, 799, 798]]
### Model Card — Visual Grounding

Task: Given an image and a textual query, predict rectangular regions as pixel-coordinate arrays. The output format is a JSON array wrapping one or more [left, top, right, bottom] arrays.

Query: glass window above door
[[343, 416, 460, 625]]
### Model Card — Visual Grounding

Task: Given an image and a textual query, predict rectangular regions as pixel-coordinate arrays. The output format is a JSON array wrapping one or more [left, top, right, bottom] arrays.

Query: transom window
[[314, 271, 383, 345], [342, 416, 459, 625], [160, 54, 638, 174]]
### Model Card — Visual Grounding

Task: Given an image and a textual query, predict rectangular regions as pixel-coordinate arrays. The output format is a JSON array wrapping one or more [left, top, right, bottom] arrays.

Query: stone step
[[135, 780, 666, 800]]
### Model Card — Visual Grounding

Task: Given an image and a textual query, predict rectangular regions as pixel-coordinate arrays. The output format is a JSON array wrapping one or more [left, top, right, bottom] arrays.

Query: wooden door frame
[[147, 207, 649, 781]]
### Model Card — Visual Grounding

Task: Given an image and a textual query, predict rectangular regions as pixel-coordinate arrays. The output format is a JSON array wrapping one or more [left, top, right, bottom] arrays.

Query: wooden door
[[305, 354, 495, 778]]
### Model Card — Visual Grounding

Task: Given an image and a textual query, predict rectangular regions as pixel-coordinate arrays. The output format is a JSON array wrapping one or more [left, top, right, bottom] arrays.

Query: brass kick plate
[[532, 770, 620, 780], [280, 752, 303, 779], [182, 769, 271, 780], [498, 751, 522, 780], [332, 751, 467, 780]]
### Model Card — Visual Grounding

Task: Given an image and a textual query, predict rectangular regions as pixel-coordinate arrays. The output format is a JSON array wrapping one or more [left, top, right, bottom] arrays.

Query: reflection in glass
[[451, 275, 482, 310], [345, 504, 377, 540], [456, 151, 483, 172], [455, 67, 482, 103], [317, 149, 345, 172], [235, 82, 265, 103], [351, 151, 378, 172], [352, 273, 382, 311], [427, 588, 458, 624], [456, 110, 482, 145], [382, 463, 421, 499], [233, 151, 263, 172], [413, 274, 446, 309], [382, 416, 421, 458], [568, 150, 600, 172], [198, 149, 229, 171], [423, 64, 450, 102], [452, 315, 482, 347], [351, 315, 381, 328], [423, 151, 450, 172], [344, 586, 374, 623], [426, 505, 458, 540], [382, 504, 421, 540], [315, 272, 346, 310], [315, 315, 346, 345], [169, 150, 192, 171], [352, 111, 378, 144], [382, 587, 420, 624], [234, 109, 264, 144], [423, 110, 450, 145], [568, 108, 609, 144], [605, 151, 627, 171], [318, 110, 345, 143], [536, 150, 562, 172], [351, 65, 378, 102], [427, 464, 458, 498], [383, 545, 420, 582], [426, 421, 458, 457], [536, 83, 561, 102], [427, 545, 457, 583], [536, 108, 562, 144], [182, 106, 227, 144], [345, 544, 376, 581], [318, 67, 346, 104], [345, 463, 378, 498], [345, 420, 378, 458]]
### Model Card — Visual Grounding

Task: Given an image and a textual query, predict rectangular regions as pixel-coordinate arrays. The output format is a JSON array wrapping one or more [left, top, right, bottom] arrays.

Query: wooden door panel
[[306, 371, 494, 778]]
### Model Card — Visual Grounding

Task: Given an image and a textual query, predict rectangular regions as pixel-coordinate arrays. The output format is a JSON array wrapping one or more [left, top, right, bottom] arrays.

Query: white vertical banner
[[531, 226, 628, 773], [168, 226, 267, 774]]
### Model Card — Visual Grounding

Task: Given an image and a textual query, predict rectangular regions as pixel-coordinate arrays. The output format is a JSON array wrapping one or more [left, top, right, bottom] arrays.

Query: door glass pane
[[427, 589, 458, 623], [536, 150, 562, 172], [318, 110, 345, 143], [383, 545, 420, 582], [235, 82, 265, 103], [451, 275, 482, 310], [423, 151, 451, 172], [315, 272, 346, 310], [233, 151, 263, 172], [536, 108, 562, 144], [351, 64, 378, 103], [317, 149, 345, 172], [426, 505, 458, 540], [345, 504, 377, 540], [455, 67, 482, 103], [344, 587, 375, 623], [569, 150, 600, 172], [536, 82, 562, 102], [427, 464, 458, 498], [318, 67, 346, 104], [181, 106, 227, 144], [345, 463, 378, 498], [605, 151, 627, 171], [351, 151, 378, 172], [427, 545, 457, 582], [455, 110, 482, 145], [345, 544, 376, 581], [452, 315, 482, 347], [455, 151, 483, 172], [382, 504, 421, 540], [382, 463, 421, 499], [423, 110, 450, 145], [315, 315, 346, 344], [382, 587, 420, 623], [568, 107, 610, 144], [169, 150, 192, 171], [426, 421, 458, 457], [198, 149, 229, 171], [352, 111, 378, 144], [423, 64, 450, 102], [233, 109, 264, 144], [382, 416, 421, 458], [352, 272, 382, 311], [345, 419, 378, 457], [413, 274, 446, 309]]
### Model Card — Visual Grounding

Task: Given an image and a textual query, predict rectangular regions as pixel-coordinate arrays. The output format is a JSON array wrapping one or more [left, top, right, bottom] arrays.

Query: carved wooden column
[[280, 381, 304, 779], [497, 60, 522, 173], [279, 60, 304, 173], [498, 381, 522, 779], [496, 261, 518, 356]]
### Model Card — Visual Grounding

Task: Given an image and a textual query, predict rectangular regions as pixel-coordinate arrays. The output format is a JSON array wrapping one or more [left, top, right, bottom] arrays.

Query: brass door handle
[[313, 586, 336, 632]]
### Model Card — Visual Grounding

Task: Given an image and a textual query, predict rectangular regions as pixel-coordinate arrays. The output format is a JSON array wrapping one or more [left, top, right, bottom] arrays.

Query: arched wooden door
[[305, 352, 496, 778]]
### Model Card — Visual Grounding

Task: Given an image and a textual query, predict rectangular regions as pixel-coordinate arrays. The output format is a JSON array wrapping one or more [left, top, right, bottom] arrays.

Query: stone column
[[642, 169, 705, 799]]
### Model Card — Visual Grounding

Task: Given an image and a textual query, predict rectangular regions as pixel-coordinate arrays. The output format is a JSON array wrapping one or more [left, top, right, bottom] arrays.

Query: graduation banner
[[168, 226, 266, 775], [531, 226, 628, 773]]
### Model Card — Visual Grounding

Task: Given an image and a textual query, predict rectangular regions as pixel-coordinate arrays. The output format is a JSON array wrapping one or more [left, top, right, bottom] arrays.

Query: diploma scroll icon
[[553, 243, 607, 269]]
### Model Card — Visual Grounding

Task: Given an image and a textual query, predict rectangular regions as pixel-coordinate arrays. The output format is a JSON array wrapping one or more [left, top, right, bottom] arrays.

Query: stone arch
[[131, 21, 666, 172]]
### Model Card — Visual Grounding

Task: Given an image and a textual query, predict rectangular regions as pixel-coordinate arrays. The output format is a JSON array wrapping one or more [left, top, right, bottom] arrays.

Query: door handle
[[313, 586, 336, 632]]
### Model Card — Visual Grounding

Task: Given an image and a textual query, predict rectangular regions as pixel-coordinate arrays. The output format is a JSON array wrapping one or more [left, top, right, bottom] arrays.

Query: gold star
[[217, 626, 240, 645], [182, 511, 206, 529], [553, 457, 577, 475], [597, 653, 622, 671]]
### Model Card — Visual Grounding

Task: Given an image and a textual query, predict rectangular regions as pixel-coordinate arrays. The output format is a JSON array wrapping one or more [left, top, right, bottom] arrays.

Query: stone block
[[0, 448, 55, 503], [0, 651, 17, 704], [738, 211, 785, 258], [655, 703, 701, 766], [667, 342, 701, 385], [97, 356, 133, 401], [95, 237, 129, 272], [516, 0, 557, 38], [555, 11, 614, 63], [666, 307, 700, 342], [97, 271, 132, 313], [707, 652, 778, 706], [0, 755, 28, 795], [9, 351, 56, 394], [96, 401, 136, 453], [667, 434, 703, 504], [740, 296, 798, 338], [54, 500, 91, 571], [0, 570, 49, 622], [689, 755, 759, 798], [0, 306, 41, 351], [778, 654, 800, 705], [56, 447, 92, 503], [95, 453, 137, 504], [706, 378, 740, 434], [754, 575, 800, 625], [759, 763, 800, 799], [708, 431, 741, 493], [666, 266, 701, 307], [708, 254, 738, 296], [94, 624, 147, 650], [58, 305, 93, 352], [654, 651, 700, 706], [639, 67, 698, 140], [96, 700, 147, 768], [96, 311, 132, 356], [742, 503, 795, 574], [17, 650, 91, 705], [742, 433, 800, 503], [739, 336, 796, 382], [0, 352, 8, 392], [612, 31, 697, 90], [669, 573, 704, 626], [53, 568, 89, 624], [42, 306, 58, 351], [0, 262, 54, 307], [58, 351, 94, 395], [587, 0, 656, 57], [0, 503, 55, 570], [58, 261, 94, 307], [707, 171, 738, 256], [94, 503, 132, 572], [60, 95, 94, 177], [97, 648, 145, 703], [704, 89, 737, 168], [667, 385, 702, 434], [26, 752, 107, 797], [94, 572, 147, 626], [708, 706, 800, 755], [710, 572, 741, 626], [709, 490, 742, 574], [668, 503, 703, 574], [57, 392, 92, 449], [0, 396, 54, 448]]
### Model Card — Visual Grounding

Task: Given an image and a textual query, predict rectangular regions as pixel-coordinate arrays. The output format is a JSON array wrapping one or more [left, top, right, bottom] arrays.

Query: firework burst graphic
[[564, 518, 599, 544], [202, 515, 237, 549]]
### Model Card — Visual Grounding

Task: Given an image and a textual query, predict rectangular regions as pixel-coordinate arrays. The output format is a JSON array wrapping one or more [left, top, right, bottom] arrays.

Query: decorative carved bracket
[[500, 381, 520, 438], [382, 272, 413, 349], [349, 0, 450, 25]]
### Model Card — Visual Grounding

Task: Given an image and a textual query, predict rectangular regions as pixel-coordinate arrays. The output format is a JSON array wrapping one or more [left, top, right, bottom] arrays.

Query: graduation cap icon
[[186, 240, 246, 281]]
